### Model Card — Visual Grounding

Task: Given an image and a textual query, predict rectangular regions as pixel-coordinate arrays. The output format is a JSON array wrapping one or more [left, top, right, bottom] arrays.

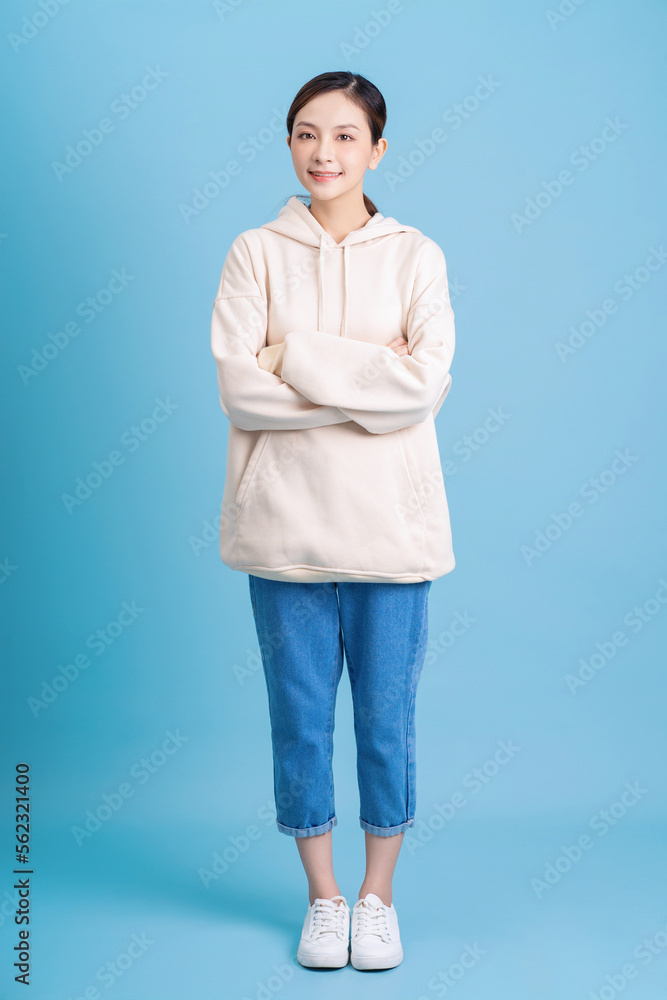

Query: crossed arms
[[211, 236, 455, 435]]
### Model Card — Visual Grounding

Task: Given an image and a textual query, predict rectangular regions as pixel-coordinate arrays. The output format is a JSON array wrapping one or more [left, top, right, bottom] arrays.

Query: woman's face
[[288, 90, 386, 204]]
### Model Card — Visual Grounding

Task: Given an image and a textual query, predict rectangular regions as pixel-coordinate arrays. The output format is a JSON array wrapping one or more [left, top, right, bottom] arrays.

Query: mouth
[[308, 170, 342, 182]]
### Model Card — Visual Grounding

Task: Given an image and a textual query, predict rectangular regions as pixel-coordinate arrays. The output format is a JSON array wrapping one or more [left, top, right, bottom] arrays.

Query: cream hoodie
[[211, 195, 456, 583]]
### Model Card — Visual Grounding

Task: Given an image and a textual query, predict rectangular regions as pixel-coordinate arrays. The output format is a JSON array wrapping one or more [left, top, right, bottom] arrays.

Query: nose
[[312, 138, 335, 163]]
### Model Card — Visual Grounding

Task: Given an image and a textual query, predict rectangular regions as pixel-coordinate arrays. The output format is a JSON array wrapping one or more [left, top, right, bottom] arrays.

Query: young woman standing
[[211, 71, 456, 971]]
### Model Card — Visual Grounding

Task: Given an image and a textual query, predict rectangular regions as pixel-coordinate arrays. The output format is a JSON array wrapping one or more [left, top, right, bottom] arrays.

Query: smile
[[309, 171, 342, 181]]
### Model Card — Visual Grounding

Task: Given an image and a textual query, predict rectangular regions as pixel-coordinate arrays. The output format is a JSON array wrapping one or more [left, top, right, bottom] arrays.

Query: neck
[[308, 191, 372, 244]]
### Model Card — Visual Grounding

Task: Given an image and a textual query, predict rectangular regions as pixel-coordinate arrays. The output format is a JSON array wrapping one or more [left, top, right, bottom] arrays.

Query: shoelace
[[353, 899, 392, 943], [310, 897, 348, 940]]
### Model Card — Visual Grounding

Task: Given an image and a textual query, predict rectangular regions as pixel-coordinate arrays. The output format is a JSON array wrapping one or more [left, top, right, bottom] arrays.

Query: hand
[[386, 336, 409, 357]]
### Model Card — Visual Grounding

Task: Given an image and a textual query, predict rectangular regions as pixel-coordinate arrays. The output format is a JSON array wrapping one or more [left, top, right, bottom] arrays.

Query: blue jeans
[[248, 575, 432, 838]]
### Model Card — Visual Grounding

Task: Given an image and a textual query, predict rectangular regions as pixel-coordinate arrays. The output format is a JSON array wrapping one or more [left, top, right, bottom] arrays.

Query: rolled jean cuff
[[276, 815, 337, 838], [359, 816, 415, 837]]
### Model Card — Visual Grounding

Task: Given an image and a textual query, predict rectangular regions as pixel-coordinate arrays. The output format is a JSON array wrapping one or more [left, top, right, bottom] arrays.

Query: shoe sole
[[297, 945, 349, 969], [350, 947, 403, 970]]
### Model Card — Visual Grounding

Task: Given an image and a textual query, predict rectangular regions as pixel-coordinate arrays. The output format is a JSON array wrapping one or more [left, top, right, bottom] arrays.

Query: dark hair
[[285, 71, 386, 217]]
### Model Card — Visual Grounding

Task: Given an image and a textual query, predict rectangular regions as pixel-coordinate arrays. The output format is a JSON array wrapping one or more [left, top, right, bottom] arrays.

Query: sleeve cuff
[[257, 341, 286, 377]]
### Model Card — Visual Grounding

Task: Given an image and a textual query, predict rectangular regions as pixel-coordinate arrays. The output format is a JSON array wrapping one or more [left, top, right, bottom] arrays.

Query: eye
[[297, 131, 314, 139], [337, 134, 354, 141]]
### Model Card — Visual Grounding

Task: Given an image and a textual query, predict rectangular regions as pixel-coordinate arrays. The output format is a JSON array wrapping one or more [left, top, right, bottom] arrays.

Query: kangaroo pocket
[[233, 422, 428, 575]]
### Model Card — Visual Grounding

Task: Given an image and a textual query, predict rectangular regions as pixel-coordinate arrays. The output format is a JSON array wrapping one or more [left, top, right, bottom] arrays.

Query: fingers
[[386, 336, 409, 356]]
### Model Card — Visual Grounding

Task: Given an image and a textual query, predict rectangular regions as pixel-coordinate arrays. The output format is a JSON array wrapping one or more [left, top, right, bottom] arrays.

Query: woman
[[210, 71, 456, 972]]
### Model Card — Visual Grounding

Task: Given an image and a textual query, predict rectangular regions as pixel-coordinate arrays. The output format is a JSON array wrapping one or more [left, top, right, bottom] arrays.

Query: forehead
[[295, 90, 366, 129]]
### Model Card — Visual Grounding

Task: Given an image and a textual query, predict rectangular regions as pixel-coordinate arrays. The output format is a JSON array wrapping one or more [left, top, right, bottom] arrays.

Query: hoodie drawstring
[[342, 245, 349, 339], [318, 234, 326, 333], [260, 197, 418, 340], [317, 234, 349, 339]]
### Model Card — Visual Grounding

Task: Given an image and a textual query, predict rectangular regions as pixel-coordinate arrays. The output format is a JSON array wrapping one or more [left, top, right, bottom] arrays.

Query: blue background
[[1, 1, 666, 997]]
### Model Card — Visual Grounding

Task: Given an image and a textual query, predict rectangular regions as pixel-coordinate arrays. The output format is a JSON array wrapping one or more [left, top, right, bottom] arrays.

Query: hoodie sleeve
[[211, 235, 353, 432], [279, 239, 455, 434]]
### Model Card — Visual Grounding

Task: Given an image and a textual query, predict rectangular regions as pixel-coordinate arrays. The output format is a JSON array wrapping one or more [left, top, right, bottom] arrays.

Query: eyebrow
[[294, 122, 361, 130]]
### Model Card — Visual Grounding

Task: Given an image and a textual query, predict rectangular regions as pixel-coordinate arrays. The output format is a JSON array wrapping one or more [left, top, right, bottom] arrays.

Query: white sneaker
[[296, 894, 350, 968], [350, 892, 403, 970]]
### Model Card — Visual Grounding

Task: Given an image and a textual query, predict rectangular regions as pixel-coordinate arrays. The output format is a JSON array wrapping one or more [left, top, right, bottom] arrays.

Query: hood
[[261, 195, 420, 337]]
